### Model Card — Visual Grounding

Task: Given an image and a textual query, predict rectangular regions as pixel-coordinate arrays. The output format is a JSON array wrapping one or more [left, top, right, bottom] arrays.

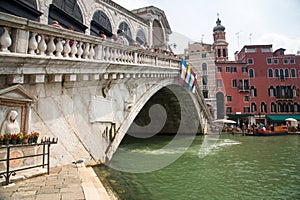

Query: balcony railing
[[0, 12, 180, 69]]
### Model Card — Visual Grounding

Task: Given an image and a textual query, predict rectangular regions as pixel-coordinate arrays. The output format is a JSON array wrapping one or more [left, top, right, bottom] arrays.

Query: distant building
[[185, 17, 300, 125], [236, 45, 300, 124]]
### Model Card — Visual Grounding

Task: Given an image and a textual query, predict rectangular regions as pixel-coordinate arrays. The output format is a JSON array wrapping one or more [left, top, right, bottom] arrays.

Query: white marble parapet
[[0, 12, 181, 80]]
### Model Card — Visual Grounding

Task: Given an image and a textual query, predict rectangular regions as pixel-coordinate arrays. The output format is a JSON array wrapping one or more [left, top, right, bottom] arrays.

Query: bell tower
[[213, 15, 228, 62]]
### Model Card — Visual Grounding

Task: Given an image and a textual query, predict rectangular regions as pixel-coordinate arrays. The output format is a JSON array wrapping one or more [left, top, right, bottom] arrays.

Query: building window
[[223, 49, 226, 57], [248, 58, 253, 64], [244, 96, 249, 101], [283, 58, 288, 64], [293, 86, 297, 97], [279, 69, 284, 80], [227, 96, 232, 101], [202, 77, 208, 85], [262, 47, 272, 53], [271, 102, 277, 112], [249, 69, 254, 78], [242, 67, 248, 73], [232, 79, 237, 88], [202, 63, 207, 71], [250, 86, 257, 97], [217, 67, 222, 72], [217, 79, 222, 88], [202, 53, 206, 58], [226, 107, 232, 114], [203, 91, 208, 98], [251, 103, 257, 112], [231, 67, 237, 73], [268, 68, 273, 78], [244, 107, 250, 113], [284, 69, 289, 78], [291, 69, 296, 77], [226, 67, 230, 72], [269, 86, 275, 97], [274, 59, 278, 64], [275, 69, 279, 77], [267, 58, 272, 64], [290, 59, 295, 64], [261, 102, 267, 113], [218, 49, 221, 57]]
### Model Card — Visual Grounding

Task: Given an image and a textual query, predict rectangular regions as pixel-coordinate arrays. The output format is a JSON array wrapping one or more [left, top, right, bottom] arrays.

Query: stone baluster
[[83, 42, 90, 59], [128, 52, 133, 63], [63, 39, 71, 57], [88, 44, 95, 59], [38, 35, 47, 55], [28, 32, 38, 54], [70, 41, 77, 58], [77, 42, 83, 59], [55, 38, 63, 57], [94, 44, 102, 60], [105, 46, 110, 61], [0, 27, 12, 52], [46, 36, 56, 56], [115, 48, 120, 62]]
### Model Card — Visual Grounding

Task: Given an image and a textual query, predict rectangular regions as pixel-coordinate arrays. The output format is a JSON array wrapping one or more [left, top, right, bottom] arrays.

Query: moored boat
[[253, 125, 288, 136]]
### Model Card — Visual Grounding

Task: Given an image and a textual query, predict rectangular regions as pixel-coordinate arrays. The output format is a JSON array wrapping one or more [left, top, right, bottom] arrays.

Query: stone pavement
[[0, 164, 116, 200]]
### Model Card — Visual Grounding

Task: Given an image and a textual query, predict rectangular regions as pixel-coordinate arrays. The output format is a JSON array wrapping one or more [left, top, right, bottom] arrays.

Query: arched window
[[269, 86, 274, 97], [294, 103, 299, 112], [0, 0, 42, 21], [261, 102, 267, 113], [119, 22, 131, 37], [202, 63, 207, 72], [268, 68, 273, 78], [291, 68, 296, 77], [90, 10, 112, 37], [279, 69, 284, 80], [250, 86, 256, 97], [278, 103, 282, 112], [136, 29, 146, 45], [293, 86, 297, 97], [49, 0, 87, 32], [275, 69, 279, 77], [152, 19, 164, 48], [249, 69, 254, 78], [251, 103, 257, 113], [282, 103, 287, 112], [271, 102, 276, 112], [285, 69, 289, 78]]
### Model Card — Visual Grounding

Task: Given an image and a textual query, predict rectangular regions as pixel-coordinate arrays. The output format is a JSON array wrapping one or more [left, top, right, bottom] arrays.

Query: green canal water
[[94, 135, 300, 200]]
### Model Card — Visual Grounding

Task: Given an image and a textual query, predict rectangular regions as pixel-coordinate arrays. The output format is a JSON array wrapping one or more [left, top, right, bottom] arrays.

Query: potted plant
[[17, 132, 24, 144], [30, 131, 40, 143], [3, 133, 11, 145], [22, 134, 30, 144], [11, 133, 19, 144]]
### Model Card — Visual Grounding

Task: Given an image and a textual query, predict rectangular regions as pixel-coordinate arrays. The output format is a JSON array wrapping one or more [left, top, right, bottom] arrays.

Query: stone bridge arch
[[106, 78, 207, 160]]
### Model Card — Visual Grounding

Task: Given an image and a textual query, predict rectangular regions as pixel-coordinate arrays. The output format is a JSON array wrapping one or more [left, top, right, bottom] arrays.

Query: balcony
[[238, 85, 250, 92]]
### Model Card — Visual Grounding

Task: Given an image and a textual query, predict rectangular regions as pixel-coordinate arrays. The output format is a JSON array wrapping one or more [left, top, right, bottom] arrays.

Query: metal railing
[[0, 137, 58, 186]]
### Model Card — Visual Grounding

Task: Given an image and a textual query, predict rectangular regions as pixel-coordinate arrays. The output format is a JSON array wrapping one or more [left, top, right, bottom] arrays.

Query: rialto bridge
[[0, 3, 210, 166]]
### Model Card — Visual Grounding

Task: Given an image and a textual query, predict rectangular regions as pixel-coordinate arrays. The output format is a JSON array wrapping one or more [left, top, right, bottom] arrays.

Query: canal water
[[94, 134, 300, 200]]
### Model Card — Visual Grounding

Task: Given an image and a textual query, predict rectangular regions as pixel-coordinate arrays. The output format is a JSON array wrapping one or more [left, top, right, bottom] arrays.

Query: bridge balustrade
[[0, 12, 180, 69]]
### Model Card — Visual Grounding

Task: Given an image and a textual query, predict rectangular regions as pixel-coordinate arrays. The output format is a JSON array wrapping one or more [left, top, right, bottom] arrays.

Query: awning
[[267, 114, 300, 121], [227, 114, 251, 119]]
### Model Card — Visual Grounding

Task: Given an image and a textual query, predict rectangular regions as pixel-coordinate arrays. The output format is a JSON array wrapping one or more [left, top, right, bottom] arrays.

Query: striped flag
[[180, 59, 197, 91]]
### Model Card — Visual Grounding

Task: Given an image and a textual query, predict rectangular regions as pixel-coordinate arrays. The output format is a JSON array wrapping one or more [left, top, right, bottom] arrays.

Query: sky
[[113, 0, 300, 59]]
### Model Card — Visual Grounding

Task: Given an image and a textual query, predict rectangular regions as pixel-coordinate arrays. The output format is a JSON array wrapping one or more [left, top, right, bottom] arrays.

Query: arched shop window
[[0, 0, 42, 21], [118, 22, 132, 38], [90, 10, 112, 37], [118, 21, 133, 43], [49, 0, 87, 33], [136, 29, 146, 45]]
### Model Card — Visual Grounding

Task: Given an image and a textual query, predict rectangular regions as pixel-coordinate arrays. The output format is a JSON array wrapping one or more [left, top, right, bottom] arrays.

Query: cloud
[[254, 33, 300, 54]]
